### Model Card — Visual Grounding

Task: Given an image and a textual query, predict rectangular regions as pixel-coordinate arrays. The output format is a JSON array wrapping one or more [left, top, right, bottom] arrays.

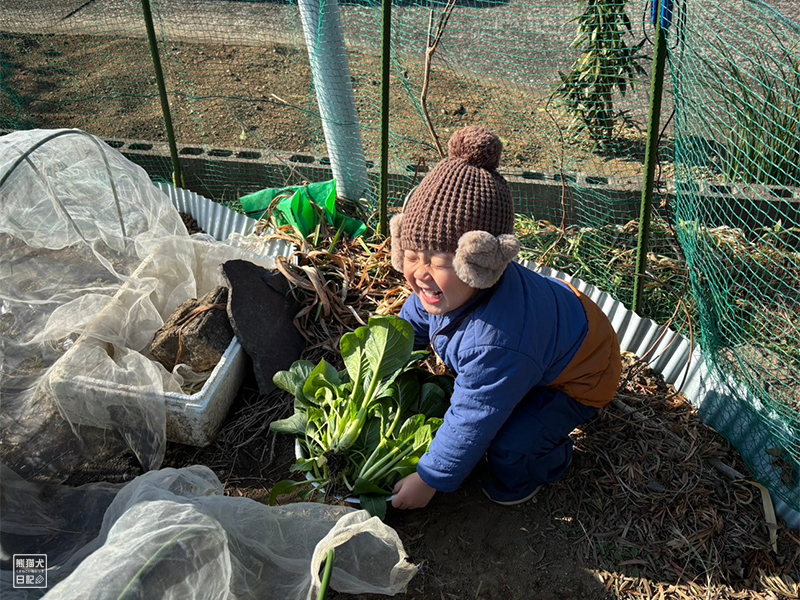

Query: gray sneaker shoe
[[482, 485, 541, 506]]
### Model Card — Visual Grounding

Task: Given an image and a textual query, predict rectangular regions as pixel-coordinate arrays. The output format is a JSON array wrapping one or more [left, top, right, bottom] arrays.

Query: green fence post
[[141, 0, 184, 188], [378, 0, 392, 237], [633, 0, 668, 313]]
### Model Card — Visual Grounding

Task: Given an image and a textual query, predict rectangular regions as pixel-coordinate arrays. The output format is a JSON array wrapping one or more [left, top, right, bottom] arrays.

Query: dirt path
[[0, 31, 655, 182]]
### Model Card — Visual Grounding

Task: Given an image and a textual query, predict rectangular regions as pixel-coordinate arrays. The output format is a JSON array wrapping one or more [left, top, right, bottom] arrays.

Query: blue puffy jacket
[[400, 261, 592, 493]]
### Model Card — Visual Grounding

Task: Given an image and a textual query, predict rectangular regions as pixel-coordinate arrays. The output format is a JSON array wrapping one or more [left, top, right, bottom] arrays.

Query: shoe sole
[[482, 485, 541, 506]]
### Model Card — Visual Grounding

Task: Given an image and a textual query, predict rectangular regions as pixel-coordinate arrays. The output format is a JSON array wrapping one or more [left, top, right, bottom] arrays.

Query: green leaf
[[418, 382, 449, 419], [306, 406, 325, 423], [352, 477, 392, 496], [269, 479, 309, 505], [340, 327, 369, 397], [341, 316, 415, 397], [413, 423, 436, 451], [271, 315, 454, 501], [357, 407, 386, 453], [274, 360, 316, 404], [409, 349, 429, 365], [427, 374, 455, 397], [381, 457, 420, 483], [334, 317, 416, 451], [397, 414, 426, 441], [269, 412, 308, 436], [385, 371, 420, 418], [359, 494, 388, 521], [302, 360, 342, 404]]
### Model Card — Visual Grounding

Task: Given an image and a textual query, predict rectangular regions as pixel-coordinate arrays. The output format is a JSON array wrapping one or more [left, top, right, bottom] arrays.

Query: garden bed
[[157, 215, 798, 600], [4, 190, 796, 599], [158, 350, 799, 600]]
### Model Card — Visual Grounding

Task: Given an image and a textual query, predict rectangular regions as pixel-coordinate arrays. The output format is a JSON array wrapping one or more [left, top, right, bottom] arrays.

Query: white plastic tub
[[49, 187, 292, 447], [50, 335, 249, 448]]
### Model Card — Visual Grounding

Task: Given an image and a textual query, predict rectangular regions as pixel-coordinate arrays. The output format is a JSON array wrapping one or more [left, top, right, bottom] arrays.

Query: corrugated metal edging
[[158, 183, 294, 261], [524, 260, 800, 530], [145, 191, 800, 529]]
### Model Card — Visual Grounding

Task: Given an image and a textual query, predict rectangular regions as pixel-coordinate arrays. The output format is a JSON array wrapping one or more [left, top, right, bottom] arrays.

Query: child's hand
[[391, 473, 436, 509]]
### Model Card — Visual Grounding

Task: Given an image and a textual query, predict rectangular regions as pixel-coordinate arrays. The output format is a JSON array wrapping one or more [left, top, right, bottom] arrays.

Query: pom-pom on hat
[[391, 125, 520, 289]]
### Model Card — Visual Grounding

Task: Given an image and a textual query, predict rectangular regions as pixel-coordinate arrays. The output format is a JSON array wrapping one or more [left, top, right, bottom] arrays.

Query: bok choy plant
[[269, 315, 451, 519]]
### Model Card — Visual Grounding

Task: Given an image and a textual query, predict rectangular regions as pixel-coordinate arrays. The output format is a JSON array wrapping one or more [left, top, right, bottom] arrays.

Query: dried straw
[[196, 214, 798, 599], [253, 215, 411, 364], [205, 214, 412, 475], [547, 352, 799, 600]]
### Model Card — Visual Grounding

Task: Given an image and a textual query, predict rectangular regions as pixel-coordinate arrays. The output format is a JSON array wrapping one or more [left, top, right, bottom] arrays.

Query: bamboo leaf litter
[[224, 213, 800, 598]]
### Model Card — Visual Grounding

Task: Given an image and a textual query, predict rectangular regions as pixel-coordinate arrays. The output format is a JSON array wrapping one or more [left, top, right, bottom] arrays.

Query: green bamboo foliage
[[554, 0, 647, 148]]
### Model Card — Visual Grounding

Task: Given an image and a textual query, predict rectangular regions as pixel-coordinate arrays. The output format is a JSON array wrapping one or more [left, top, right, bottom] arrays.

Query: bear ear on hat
[[389, 213, 405, 273], [453, 231, 520, 288]]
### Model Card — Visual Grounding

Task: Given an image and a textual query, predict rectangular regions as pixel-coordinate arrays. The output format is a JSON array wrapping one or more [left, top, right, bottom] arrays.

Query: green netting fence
[[668, 0, 800, 515], [1, 0, 798, 514]]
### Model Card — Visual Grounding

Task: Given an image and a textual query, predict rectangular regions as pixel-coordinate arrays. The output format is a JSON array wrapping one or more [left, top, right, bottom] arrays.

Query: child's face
[[403, 249, 478, 316]]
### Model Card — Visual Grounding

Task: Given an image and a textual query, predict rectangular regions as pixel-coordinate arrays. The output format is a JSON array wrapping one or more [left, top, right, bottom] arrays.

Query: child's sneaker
[[482, 485, 541, 506]]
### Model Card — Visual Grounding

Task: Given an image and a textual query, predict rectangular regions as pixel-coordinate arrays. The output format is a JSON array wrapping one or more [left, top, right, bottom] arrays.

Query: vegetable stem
[[360, 439, 413, 483], [317, 549, 335, 600]]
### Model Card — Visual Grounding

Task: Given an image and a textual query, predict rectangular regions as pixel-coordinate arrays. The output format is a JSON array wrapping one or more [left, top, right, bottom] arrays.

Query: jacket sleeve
[[416, 345, 543, 493], [399, 294, 431, 351]]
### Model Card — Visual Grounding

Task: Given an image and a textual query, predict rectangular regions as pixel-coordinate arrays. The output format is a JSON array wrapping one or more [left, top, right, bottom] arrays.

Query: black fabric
[[222, 260, 306, 395]]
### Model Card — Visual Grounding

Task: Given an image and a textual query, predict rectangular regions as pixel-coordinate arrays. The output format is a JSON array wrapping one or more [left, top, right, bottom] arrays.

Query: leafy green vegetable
[[269, 315, 451, 517]]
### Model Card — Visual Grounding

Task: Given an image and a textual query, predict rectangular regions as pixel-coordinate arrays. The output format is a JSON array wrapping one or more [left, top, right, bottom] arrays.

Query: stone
[[149, 286, 233, 373], [222, 259, 306, 395]]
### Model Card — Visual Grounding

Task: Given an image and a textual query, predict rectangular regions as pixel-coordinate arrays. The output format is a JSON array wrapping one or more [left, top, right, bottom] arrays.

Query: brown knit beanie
[[390, 126, 520, 288]]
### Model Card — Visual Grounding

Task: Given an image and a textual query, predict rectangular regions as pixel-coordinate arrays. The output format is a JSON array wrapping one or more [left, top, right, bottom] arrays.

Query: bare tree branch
[[420, 0, 458, 158]]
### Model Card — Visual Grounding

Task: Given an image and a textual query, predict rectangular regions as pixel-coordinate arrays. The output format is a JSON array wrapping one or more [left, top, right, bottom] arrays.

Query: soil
[[7, 352, 796, 599], [159, 374, 609, 600], [156, 355, 799, 600], [0, 32, 654, 180]]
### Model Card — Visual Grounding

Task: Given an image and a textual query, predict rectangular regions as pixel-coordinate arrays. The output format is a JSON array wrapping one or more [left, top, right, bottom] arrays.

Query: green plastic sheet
[[240, 179, 367, 239]]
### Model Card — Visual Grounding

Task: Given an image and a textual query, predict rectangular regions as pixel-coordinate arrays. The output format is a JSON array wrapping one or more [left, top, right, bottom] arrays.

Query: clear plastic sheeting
[[0, 129, 273, 477], [0, 466, 416, 599], [1, 128, 178, 478], [0, 130, 416, 599]]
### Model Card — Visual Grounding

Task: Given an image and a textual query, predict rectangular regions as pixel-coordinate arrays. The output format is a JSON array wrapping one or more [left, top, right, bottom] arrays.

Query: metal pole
[[298, 0, 370, 204], [141, 0, 184, 188], [632, 0, 668, 313], [378, 0, 392, 237]]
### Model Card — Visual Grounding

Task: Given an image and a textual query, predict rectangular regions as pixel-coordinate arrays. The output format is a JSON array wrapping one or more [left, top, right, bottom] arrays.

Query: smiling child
[[389, 125, 622, 509]]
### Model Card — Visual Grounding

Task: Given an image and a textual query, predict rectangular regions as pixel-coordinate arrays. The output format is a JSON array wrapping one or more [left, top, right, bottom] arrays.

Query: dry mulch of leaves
[[245, 213, 412, 364], [552, 352, 799, 599], [168, 215, 799, 600]]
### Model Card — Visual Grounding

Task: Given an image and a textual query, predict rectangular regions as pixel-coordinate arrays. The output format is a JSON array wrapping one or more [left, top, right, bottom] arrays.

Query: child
[[389, 125, 621, 508]]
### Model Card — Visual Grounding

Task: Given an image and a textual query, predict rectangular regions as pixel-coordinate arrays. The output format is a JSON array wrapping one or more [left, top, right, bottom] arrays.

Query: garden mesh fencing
[[668, 0, 800, 513], [0, 0, 671, 314], [0, 0, 798, 513]]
